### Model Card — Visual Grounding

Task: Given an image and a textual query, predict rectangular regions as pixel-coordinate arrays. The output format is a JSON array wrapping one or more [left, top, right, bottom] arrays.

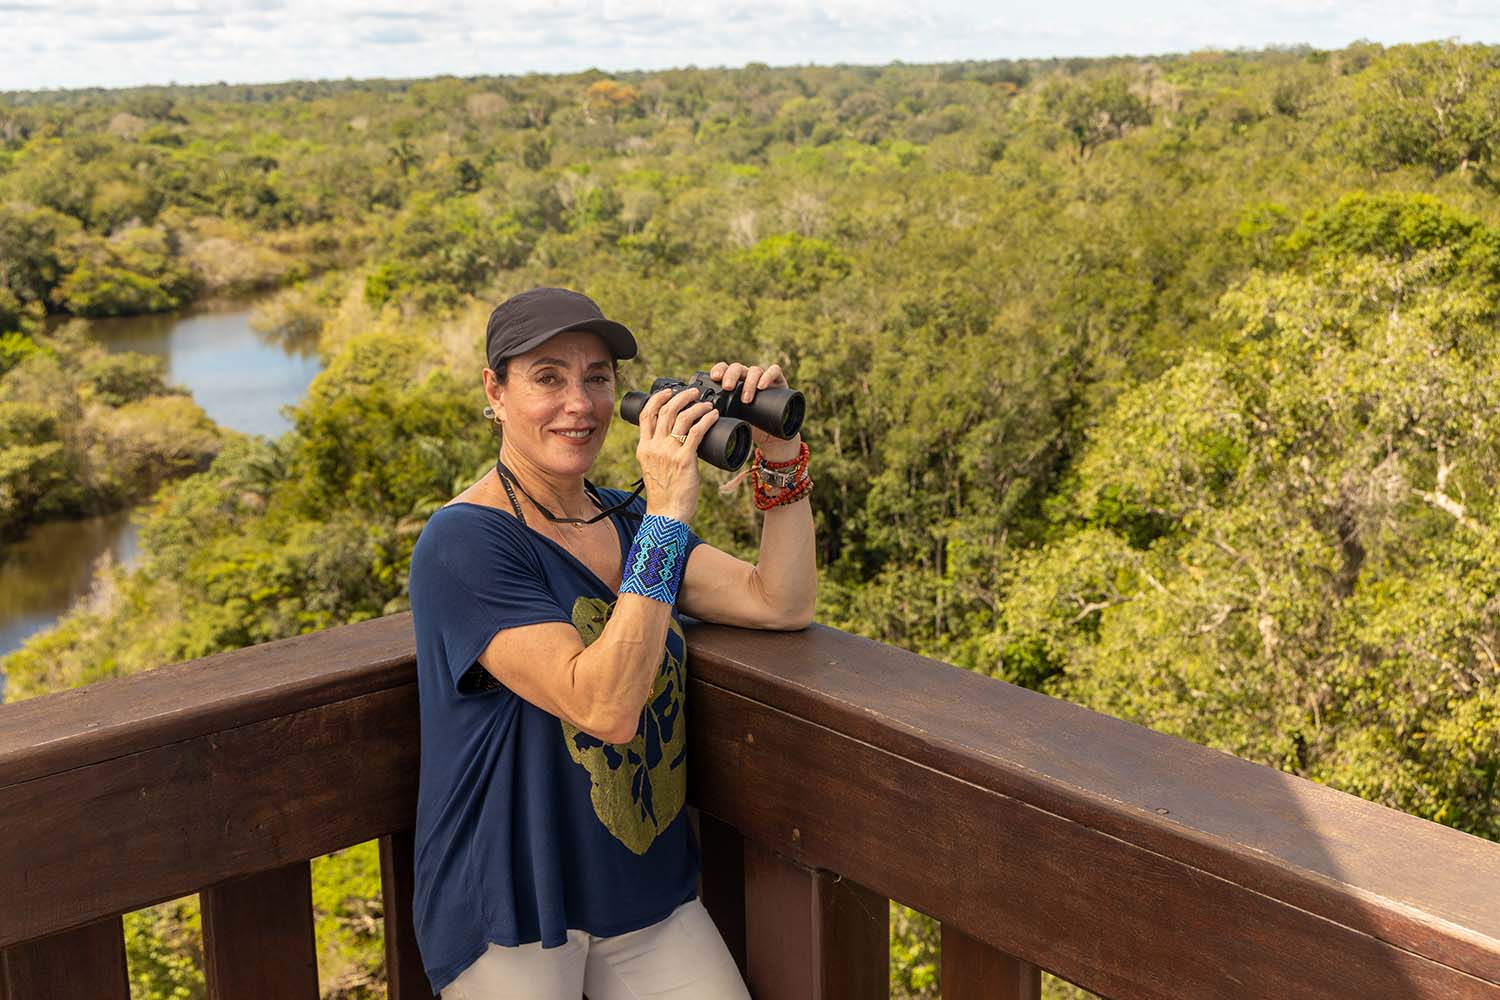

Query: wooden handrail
[[0, 614, 1497, 998]]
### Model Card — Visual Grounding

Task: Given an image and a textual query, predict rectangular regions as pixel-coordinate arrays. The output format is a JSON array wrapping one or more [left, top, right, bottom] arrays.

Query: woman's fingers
[[740, 366, 765, 402], [719, 362, 748, 393], [671, 400, 715, 438], [713, 361, 788, 400], [651, 387, 701, 439], [636, 386, 674, 436], [682, 405, 720, 449]]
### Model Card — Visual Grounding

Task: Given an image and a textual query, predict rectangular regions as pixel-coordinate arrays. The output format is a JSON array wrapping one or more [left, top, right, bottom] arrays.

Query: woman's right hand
[[635, 387, 719, 523]]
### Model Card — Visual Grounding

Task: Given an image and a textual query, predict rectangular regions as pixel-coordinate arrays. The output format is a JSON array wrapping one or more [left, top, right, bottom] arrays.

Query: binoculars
[[620, 371, 805, 471]]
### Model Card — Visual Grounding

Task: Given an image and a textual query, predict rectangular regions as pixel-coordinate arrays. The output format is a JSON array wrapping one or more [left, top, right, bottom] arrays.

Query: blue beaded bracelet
[[620, 514, 691, 606]]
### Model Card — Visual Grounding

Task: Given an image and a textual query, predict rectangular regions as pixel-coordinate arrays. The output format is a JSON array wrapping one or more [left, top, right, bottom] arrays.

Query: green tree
[[1042, 74, 1152, 162], [1349, 42, 1500, 176]]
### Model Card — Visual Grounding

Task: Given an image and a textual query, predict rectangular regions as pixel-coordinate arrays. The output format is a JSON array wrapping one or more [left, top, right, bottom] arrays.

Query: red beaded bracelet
[[751, 442, 812, 511], [760, 442, 808, 470]]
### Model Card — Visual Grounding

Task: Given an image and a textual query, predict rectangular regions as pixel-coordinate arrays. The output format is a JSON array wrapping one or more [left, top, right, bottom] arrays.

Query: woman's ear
[[482, 368, 506, 424]]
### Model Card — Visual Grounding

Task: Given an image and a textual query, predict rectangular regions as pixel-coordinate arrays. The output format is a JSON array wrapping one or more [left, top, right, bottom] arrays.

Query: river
[[0, 302, 322, 677]]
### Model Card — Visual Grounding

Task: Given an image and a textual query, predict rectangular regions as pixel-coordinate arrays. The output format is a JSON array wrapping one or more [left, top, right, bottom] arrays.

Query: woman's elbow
[[769, 604, 815, 631], [572, 701, 640, 745], [578, 713, 639, 746]]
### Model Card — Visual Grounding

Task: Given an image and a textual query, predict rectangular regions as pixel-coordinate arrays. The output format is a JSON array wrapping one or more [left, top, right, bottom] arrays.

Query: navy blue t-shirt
[[407, 489, 703, 993]]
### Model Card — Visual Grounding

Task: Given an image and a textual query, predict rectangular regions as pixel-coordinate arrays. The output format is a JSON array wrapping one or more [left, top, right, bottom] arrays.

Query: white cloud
[[1, 0, 1497, 90]]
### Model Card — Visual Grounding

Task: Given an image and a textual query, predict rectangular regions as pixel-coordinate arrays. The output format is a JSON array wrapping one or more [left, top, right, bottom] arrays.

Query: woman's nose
[[562, 378, 592, 411]]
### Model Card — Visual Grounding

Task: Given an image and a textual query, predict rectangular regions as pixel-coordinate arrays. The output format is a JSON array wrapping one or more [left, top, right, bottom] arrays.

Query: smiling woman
[[405, 286, 816, 999]]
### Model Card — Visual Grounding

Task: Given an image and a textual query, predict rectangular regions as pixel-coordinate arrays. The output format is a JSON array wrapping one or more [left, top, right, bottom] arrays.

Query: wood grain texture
[[0, 685, 420, 948], [380, 830, 438, 1000], [742, 842, 887, 1000], [698, 810, 748, 976], [942, 923, 1041, 1000], [0, 915, 128, 1000], [0, 613, 417, 787], [683, 621, 1500, 987], [688, 677, 1500, 999], [0, 613, 1496, 998], [202, 861, 319, 1000]]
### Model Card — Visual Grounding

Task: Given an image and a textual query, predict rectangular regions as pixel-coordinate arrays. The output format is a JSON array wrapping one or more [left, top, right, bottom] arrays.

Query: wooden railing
[[2, 614, 1498, 999]]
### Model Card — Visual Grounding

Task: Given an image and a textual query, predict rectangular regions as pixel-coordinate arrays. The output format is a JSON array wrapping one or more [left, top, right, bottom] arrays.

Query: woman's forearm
[[569, 593, 675, 743], [749, 487, 817, 629]]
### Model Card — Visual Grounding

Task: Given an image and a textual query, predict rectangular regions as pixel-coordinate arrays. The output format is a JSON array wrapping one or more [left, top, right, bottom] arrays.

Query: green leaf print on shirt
[[562, 595, 688, 855]]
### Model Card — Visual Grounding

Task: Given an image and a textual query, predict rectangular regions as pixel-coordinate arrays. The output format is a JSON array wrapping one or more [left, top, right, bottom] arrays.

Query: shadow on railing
[[1, 614, 1497, 999]]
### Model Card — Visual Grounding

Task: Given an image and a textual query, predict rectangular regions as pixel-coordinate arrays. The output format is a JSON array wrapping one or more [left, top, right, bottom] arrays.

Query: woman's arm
[[472, 593, 677, 744], [473, 385, 719, 743], [679, 361, 817, 630]]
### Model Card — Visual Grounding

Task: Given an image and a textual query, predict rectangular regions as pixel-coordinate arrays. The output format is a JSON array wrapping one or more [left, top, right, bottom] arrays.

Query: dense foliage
[[5, 41, 1500, 999], [0, 319, 219, 541]]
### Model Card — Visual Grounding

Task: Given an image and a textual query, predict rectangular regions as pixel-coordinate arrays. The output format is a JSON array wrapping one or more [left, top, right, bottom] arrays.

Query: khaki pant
[[444, 898, 751, 1000]]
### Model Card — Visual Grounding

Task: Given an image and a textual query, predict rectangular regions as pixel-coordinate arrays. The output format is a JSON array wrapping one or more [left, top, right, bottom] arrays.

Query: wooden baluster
[[697, 811, 747, 975], [0, 914, 129, 999], [201, 860, 319, 1000], [743, 841, 887, 1000], [941, 923, 1041, 1000], [380, 830, 438, 1000]]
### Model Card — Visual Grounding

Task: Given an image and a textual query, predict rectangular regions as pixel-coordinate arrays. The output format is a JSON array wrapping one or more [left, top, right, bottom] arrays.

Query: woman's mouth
[[552, 428, 594, 441]]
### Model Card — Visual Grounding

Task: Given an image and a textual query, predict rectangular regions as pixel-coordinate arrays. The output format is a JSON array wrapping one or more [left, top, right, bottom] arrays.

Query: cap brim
[[505, 318, 637, 362]]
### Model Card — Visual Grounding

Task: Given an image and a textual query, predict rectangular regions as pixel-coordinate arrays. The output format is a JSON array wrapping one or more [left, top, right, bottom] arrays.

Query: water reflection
[[0, 511, 140, 664], [86, 301, 321, 440], [1, 301, 324, 686]]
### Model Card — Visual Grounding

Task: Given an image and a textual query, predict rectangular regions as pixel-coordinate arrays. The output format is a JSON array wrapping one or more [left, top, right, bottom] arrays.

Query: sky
[[3, 0, 1497, 92]]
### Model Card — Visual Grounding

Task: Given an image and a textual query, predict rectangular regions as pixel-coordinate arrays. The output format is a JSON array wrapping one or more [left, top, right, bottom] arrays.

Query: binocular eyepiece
[[620, 371, 805, 471]]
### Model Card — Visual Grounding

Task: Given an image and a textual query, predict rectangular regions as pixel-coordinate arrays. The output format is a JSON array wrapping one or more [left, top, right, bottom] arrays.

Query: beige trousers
[[443, 898, 751, 1000]]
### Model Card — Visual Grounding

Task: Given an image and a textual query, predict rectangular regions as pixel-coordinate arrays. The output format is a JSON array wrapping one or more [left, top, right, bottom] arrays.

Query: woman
[[407, 287, 816, 999]]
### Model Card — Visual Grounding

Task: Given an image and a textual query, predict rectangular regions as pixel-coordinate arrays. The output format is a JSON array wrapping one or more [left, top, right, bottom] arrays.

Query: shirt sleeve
[[409, 508, 571, 693]]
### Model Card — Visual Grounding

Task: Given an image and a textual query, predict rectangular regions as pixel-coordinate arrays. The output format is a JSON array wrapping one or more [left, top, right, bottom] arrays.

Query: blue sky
[[4, 0, 1497, 92]]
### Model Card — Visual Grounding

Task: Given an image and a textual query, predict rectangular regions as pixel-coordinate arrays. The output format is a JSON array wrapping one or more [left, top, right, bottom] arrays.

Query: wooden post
[[201, 861, 319, 1000], [698, 811, 747, 976], [941, 922, 1042, 1000], [380, 830, 438, 1000], [743, 841, 887, 1000], [0, 915, 129, 1000]]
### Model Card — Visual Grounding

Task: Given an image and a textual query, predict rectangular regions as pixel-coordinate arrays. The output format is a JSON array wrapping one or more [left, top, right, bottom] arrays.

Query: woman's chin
[[546, 441, 603, 474]]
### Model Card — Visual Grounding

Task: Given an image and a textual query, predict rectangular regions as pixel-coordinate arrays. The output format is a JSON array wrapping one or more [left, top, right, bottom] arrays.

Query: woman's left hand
[[708, 360, 800, 459]]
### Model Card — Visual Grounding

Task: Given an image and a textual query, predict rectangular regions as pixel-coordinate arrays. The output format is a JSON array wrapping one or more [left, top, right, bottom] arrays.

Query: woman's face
[[485, 330, 616, 479]]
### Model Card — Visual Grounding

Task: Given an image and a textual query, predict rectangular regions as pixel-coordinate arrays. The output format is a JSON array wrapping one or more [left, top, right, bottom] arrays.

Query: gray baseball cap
[[485, 287, 637, 369]]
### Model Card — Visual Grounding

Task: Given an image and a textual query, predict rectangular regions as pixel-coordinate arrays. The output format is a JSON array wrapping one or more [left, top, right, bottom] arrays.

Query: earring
[[483, 405, 498, 423]]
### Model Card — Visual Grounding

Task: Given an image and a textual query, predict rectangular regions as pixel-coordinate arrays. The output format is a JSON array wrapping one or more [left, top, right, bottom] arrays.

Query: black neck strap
[[494, 458, 643, 527]]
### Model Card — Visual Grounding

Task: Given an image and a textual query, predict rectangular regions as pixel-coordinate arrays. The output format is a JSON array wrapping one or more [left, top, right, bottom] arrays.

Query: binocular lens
[[707, 419, 753, 471], [736, 386, 804, 440], [779, 393, 805, 438]]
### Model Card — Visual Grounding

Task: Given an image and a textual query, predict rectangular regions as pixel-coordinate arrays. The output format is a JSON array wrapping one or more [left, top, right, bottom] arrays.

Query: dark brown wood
[[743, 841, 887, 1000], [202, 861, 319, 999], [942, 922, 1041, 1000], [380, 830, 438, 1000], [688, 679, 1500, 999], [0, 685, 420, 948], [683, 622, 1500, 988], [1, 613, 1498, 999], [697, 810, 747, 975], [0, 915, 128, 1000], [0, 612, 417, 787]]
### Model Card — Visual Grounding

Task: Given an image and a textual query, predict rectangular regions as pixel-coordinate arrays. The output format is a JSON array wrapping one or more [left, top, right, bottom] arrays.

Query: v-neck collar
[[448, 498, 632, 596]]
